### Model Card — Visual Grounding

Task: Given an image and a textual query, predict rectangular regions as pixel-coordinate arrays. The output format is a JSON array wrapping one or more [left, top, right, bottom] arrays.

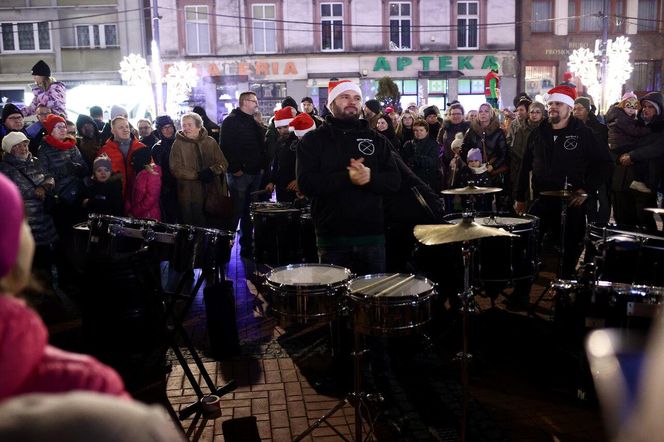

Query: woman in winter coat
[[0, 173, 128, 402], [399, 119, 441, 192], [0, 132, 58, 283], [170, 112, 229, 228], [23, 60, 67, 118], [375, 114, 401, 152], [151, 115, 179, 223], [510, 101, 545, 203], [461, 103, 509, 210], [438, 103, 471, 189], [396, 111, 415, 146]]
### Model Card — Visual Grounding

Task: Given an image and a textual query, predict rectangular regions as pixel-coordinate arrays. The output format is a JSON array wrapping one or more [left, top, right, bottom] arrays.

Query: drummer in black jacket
[[515, 85, 610, 280], [297, 80, 401, 275]]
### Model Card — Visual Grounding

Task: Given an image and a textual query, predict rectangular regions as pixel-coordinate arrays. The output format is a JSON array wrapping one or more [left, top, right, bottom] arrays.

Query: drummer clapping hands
[[348, 158, 371, 186]]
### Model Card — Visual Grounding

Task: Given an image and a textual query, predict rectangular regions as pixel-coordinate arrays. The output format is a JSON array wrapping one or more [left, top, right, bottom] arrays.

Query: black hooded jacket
[[297, 116, 401, 243], [75, 114, 102, 167], [193, 106, 221, 142], [220, 108, 266, 174]]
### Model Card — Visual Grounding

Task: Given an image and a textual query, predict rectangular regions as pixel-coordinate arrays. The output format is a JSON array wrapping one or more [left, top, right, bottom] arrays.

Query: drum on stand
[[251, 202, 302, 265], [264, 264, 352, 325], [585, 223, 664, 286], [347, 273, 436, 337], [171, 225, 234, 271], [87, 214, 147, 256]]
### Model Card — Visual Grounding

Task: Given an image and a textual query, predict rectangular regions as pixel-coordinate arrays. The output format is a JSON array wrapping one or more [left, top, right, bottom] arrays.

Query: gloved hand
[[198, 168, 215, 183]]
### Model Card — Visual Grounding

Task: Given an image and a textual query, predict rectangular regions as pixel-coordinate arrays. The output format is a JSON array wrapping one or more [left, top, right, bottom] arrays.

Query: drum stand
[[161, 266, 237, 421], [293, 330, 381, 442]]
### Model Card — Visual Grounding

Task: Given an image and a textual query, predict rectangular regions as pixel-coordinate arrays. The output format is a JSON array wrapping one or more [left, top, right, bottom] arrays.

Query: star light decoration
[[166, 62, 199, 103], [118, 54, 152, 86], [568, 36, 633, 112]]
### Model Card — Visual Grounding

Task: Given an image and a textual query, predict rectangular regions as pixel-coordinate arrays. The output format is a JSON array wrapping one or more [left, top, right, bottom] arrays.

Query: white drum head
[[267, 264, 351, 286], [350, 274, 433, 298]]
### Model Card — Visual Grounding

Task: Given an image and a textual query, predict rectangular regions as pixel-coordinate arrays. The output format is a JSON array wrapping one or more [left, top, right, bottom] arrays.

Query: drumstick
[[358, 273, 401, 293], [375, 275, 416, 297]]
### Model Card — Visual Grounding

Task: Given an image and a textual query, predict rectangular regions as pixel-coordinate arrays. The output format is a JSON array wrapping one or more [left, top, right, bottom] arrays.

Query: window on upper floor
[[531, 0, 552, 33], [75, 24, 118, 48], [568, 0, 604, 33], [389, 2, 411, 50], [1, 21, 51, 53], [637, 0, 657, 32], [185, 5, 211, 55], [321, 2, 343, 51], [632, 60, 661, 92], [457, 1, 479, 49], [252, 4, 277, 53]]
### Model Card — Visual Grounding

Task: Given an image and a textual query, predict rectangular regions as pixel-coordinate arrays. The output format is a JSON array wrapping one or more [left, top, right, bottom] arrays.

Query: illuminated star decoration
[[166, 62, 199, 103], [568, 36, 633, 112], [118, 54, 152, 86]]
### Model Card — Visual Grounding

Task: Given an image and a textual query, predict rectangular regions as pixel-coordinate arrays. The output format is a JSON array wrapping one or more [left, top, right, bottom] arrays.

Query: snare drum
[[586, 223, 664, 286], [347, 273, 436, 336], [87, 214, 147, 256], [265, 264, 352, 324], [251, 203, 301, 265], [171, 225, 234, 271]]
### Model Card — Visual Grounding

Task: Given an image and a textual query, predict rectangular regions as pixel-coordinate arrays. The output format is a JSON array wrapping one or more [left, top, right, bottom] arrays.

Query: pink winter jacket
[[0, 295, 128, 401], [23, 81, 67, 118], [131, 165, 162, 220]]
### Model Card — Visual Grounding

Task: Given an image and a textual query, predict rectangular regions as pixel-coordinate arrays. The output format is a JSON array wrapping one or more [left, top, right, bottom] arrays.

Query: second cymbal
[[441, 185, 502, 195], [645, 207, 664, 215], [414, 221, 517, 246]]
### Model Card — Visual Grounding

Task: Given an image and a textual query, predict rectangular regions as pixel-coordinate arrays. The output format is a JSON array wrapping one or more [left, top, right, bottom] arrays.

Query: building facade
[[0, 0, 147, 117], [520, 0, 664, 103], [157, 0, 517, 121]]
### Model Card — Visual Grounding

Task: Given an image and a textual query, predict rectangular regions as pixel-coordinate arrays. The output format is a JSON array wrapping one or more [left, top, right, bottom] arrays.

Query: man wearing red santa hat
[[296, 80, 401, 274], [514, 85, 610, 283], [264, 108, 298, 202]]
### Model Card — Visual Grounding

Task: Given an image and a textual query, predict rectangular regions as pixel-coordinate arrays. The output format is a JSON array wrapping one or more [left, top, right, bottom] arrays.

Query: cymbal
[[414, 222, 518, 246], [441, 185, 502, 195], [540, 190, 588, 198], [645, 207, 664, 215]]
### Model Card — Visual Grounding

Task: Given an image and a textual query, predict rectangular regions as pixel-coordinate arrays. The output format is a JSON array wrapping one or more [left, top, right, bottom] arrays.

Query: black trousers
[[529, 197, 586, 278]]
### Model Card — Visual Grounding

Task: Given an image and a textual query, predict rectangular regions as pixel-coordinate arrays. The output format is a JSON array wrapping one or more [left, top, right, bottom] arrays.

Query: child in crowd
[[461, 148, 491, 187], [606, 92, 652, 193], [130, 149, 162, 220], [81, 154, 123, 216]]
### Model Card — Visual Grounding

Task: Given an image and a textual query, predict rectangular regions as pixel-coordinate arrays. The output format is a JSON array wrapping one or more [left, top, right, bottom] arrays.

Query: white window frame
[[0, 21, 51, 53], [389, 1, 412, 51], [321, 2, 344, 52], [184, 5, 211, 55], [457, 0, 479, 50], [252, 3, 277, 54], [74, 24, 118, 49]]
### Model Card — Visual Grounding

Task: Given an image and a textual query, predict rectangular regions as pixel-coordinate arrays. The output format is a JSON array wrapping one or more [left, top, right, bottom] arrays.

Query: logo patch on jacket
[[563, 135, 578, 151], [357, 138, 375, 156]]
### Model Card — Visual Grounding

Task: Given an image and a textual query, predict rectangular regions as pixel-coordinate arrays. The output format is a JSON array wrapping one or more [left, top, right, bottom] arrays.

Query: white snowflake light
[[118, 54, 151, 86], [166, 62, 199, 103]]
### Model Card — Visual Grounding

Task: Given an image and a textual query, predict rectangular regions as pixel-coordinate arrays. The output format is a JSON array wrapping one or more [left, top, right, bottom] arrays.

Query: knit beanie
[[110, 105, 128, 119], [1, 131, 29, 154], [621, 91, 638, 102], [574, 97, 591, 113], [31, 60, 51, 77], [467, 148, 483, 163], [43, 114, 66, 134], [1, 104, 22, 122], [281, 96, 298, 111], [131, 147, 152, 173], [450, 132, 464, 152], [0, 173, 24, 278], [154, 115, 174, 131], [423, 106, 439, 118], [93, 154, 112, 173], [364, 99, 381, 115]]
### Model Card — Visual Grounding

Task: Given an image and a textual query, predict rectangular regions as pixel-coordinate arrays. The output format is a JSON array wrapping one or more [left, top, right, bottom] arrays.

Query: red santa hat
[[289, 113, 316, 137], [274, 107, 294, 127], [563, 71, 574, 81], [546, 85, 577, 108], [327, 80, 362, 107]]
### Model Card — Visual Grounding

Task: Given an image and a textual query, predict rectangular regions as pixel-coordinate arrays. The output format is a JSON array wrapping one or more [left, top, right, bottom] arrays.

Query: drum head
[[349, 273, 434, 300], [267, 264, 351, 286]]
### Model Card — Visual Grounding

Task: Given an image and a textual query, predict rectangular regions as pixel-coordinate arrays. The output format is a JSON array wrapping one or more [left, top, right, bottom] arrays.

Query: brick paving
[[162, 244, 607, 442]]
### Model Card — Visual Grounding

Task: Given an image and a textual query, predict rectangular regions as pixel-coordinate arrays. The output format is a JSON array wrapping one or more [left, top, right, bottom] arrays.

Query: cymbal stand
[[293, 329, 381, 441], [456, 240, 477, 442], [558, 177, 571, 278]]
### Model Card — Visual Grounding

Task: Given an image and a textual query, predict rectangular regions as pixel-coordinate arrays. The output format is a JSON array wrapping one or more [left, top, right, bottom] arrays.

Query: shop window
[[637, 0, 657, 32], [75, 24, 118, 48], [457, 1, 479, 49], [427, 80, 448, 110], [389, 2, 411, 50], [631, 61, 661, 93], [525, 65, 556, 99], [185, 6, 211, 55], [252, 4, 277, 53], [250, 81, 286, 116], [1, 21, 51, 52], [321, 3, 343, 51], [531, 0, 552, 33]]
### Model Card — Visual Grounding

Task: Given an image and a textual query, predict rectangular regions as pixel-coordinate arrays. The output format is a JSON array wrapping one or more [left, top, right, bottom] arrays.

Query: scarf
[[43, 134, 76, 151]]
